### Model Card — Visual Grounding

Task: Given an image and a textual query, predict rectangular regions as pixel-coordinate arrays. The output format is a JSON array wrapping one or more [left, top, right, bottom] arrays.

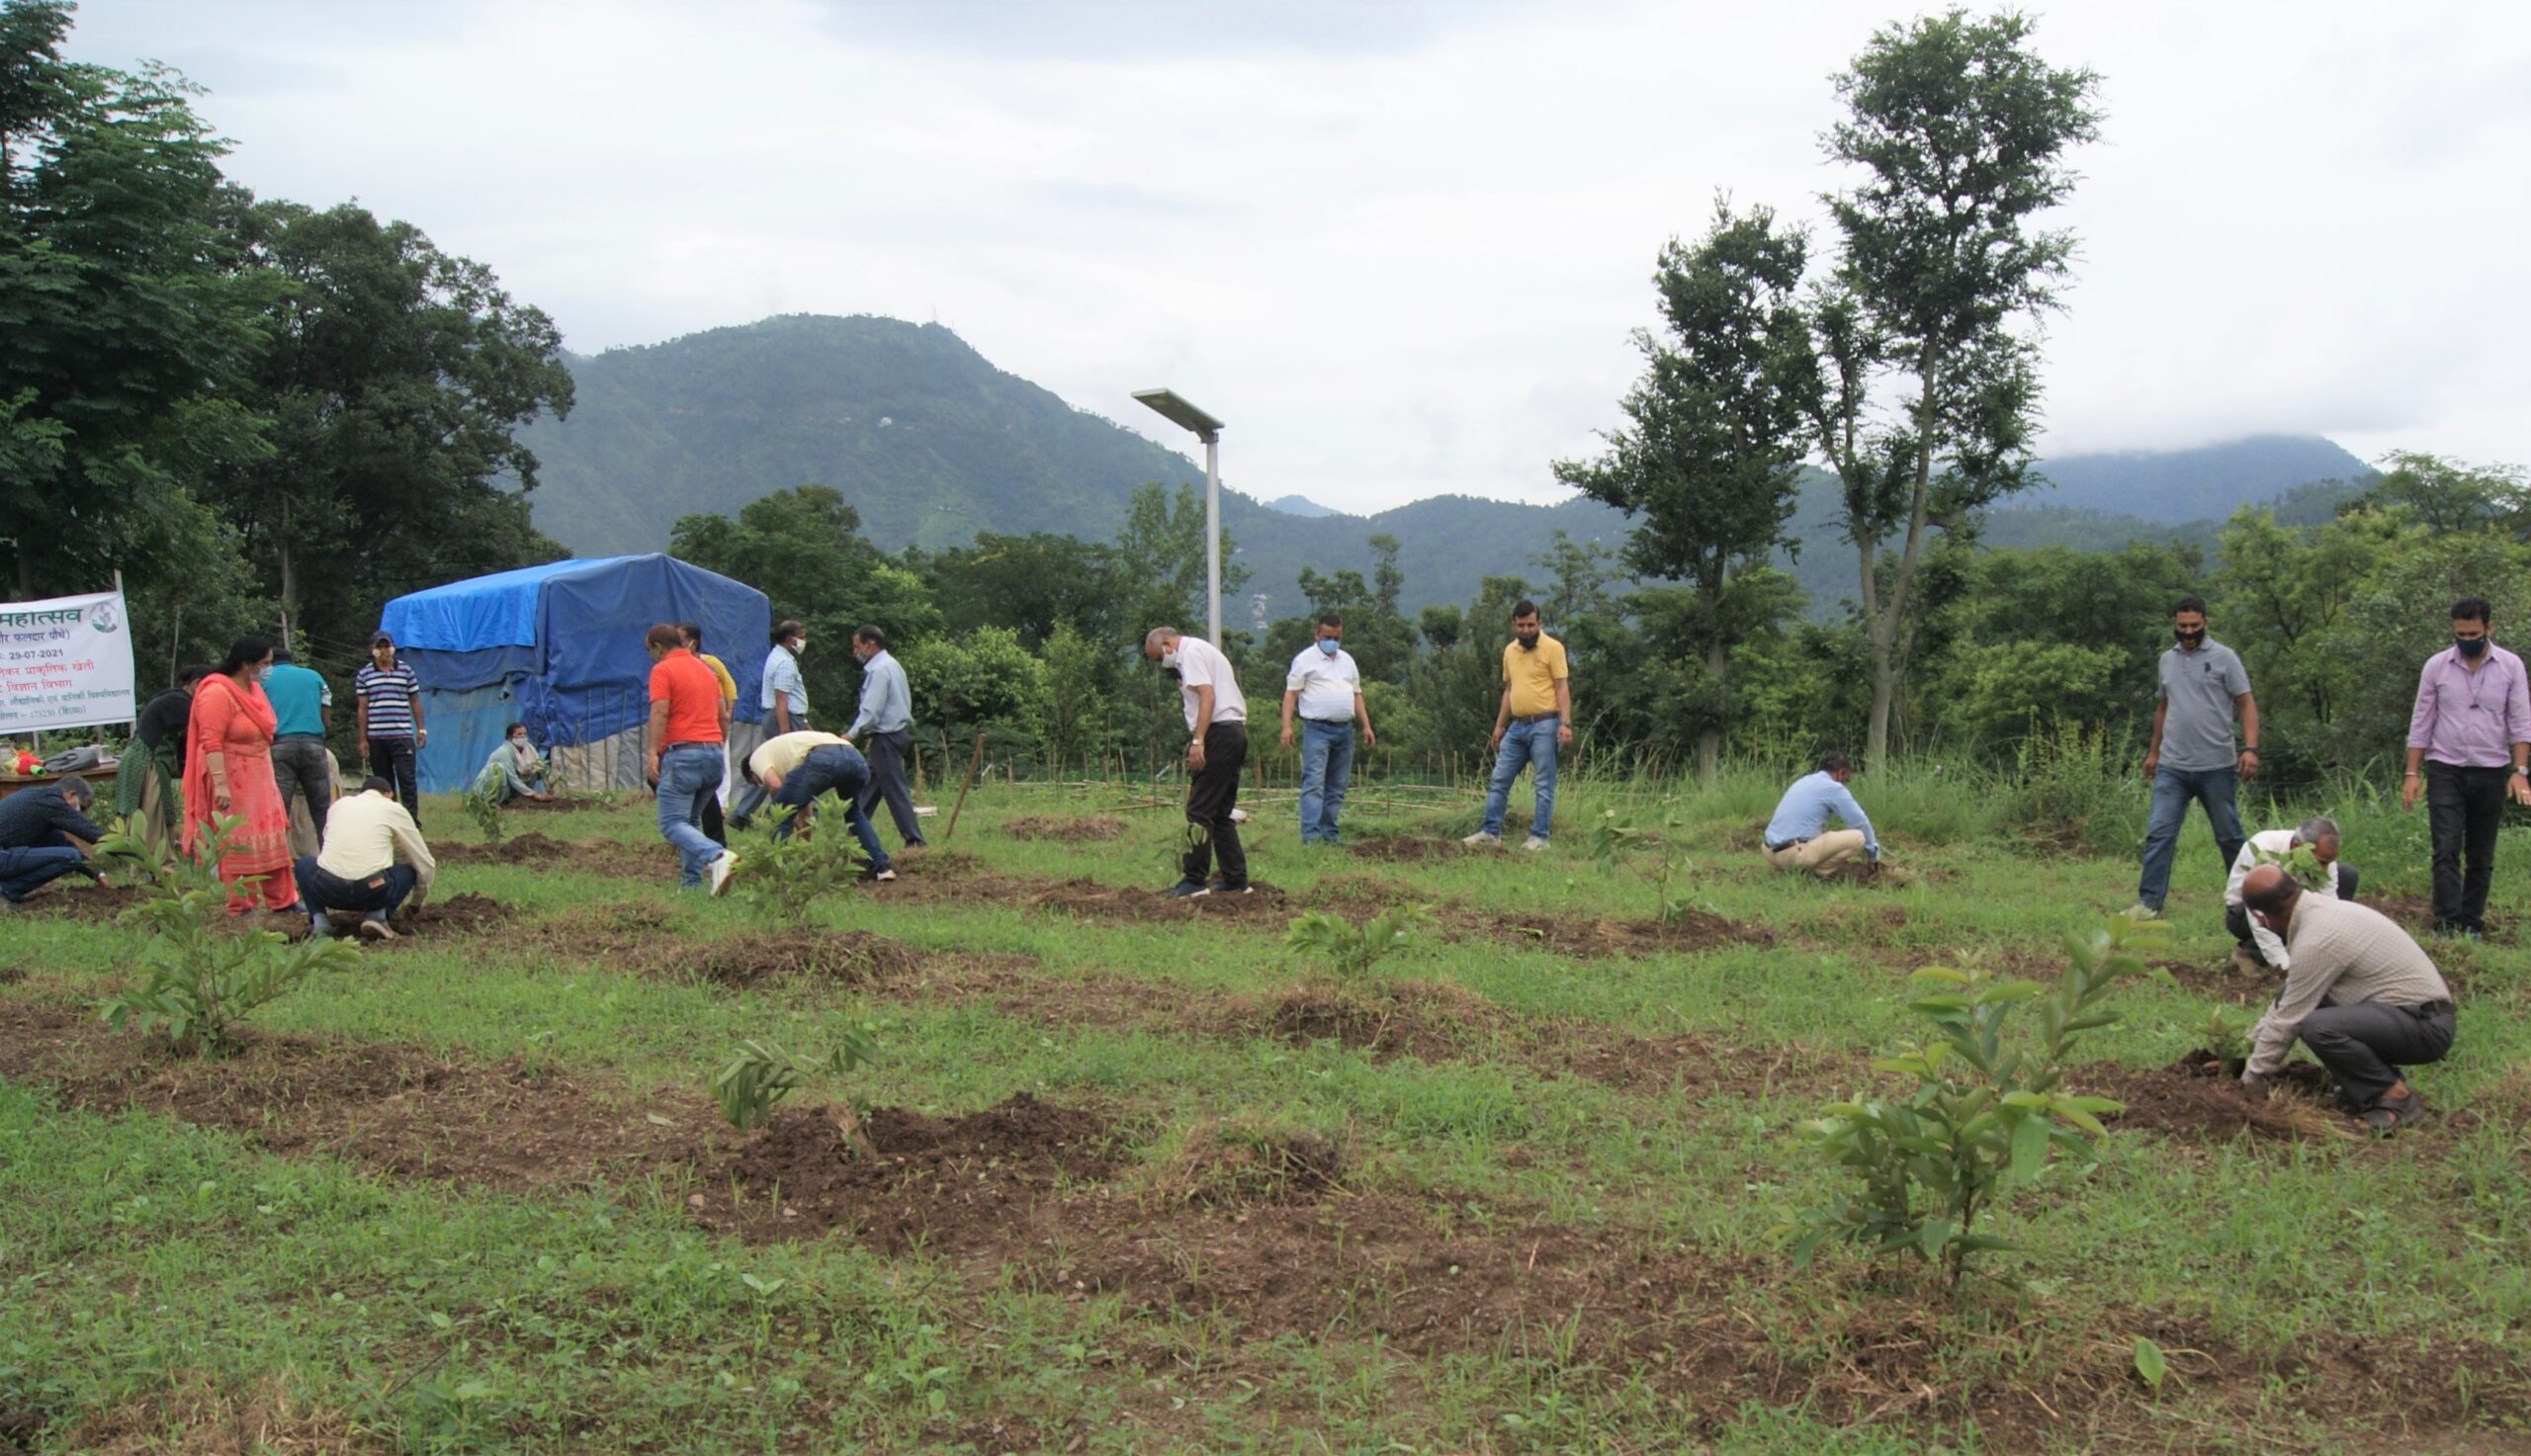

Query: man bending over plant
[[298, 776, 436, 941], [0, 773, 112, 908], [2238, 864, 2453, 1135], [1760, 751, 1880, 878], [740, 730, 894, 883], [2222, 815, 2356, 973]]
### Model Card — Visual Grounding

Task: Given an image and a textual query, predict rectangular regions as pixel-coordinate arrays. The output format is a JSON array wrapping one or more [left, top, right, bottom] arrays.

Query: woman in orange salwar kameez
[[182, 636, 300, 914]]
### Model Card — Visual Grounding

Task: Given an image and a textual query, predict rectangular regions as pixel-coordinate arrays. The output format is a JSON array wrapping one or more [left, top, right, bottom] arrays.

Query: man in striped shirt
[[355, 633, 425, 822]]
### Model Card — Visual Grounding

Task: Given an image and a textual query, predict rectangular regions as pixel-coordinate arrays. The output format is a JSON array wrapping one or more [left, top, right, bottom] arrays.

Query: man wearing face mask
[[2236, 864, 2453, 1135], [1463, 600, 1571, 851], [2127, 596, 2257, 920], [729, 619, 810, 831], [1280, 613, 1374, 845], [847, 625, 925, 851], [2400, 596, 2531, 938], [1144, 626, 1249, 897]]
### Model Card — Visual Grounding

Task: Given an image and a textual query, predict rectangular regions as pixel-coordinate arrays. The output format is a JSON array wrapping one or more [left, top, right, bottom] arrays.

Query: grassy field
[[2, 771, 2526, 1454]]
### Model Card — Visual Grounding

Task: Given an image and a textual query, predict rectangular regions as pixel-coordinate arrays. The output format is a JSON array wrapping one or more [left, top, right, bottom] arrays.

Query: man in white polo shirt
[[1279, 613, 1375, 846], [1144, 626, 1249, 898]]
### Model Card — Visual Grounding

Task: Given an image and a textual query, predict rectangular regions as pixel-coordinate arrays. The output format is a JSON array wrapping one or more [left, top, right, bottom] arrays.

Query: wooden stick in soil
[[942, 730, 988, 841]]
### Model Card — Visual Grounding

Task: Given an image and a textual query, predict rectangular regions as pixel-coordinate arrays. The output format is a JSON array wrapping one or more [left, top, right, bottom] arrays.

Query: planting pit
[[1347, 836, 1460, 864], [1000, 814, 1126, 842], [2078, 1056, 2355, 1142], [435, 832, 670, 879], [1469, 907, 1771, 959], [13, 882, 148, 922], [651, 929, 925, 989]]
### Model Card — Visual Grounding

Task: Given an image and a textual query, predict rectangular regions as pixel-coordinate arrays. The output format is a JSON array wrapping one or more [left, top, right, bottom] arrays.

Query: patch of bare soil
[[0, 1406, 46, 1456], [63, 1374, 354, 1456], [435, 832, 669, 879], [1252, 978, 1505, 1063], [1145, 1122, 1349, 1207], [1024, 877, 1295, 922], [1348, 835, 1459, 864], [642, 929, 925, 990], [1463, 906, 1771, 959], [691, 1093, 1118, 1253], [2077, 1055, 2356, 1143], [12, 881, 148, 921], [502, 795, 615, 814], [334, 891, 517, 950], [1001, 814, 1126, 843], [0, 1001, 709, 1191]]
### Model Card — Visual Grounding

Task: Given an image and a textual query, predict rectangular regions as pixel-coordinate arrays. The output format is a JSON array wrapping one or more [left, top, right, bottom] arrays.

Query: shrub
[[1787, 917, 2171, 1288], [95, 815, 359, 1056], [1283, 903, 1431, 985], [711, 1027, 880, 1134], [2000, 717, 2138, 853], [732, 811, 863, 919], [461, 783, 505, 845]]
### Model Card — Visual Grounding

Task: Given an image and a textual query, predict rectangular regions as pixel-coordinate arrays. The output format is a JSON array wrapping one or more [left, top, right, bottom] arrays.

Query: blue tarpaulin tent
[[377, 555, 770, 794]]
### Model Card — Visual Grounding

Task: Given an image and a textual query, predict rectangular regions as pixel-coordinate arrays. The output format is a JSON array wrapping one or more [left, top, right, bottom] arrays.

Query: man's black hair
[[677, 621, 704, 648], [362, 775, 395, 795], [270, 646, 293, 664], [772, 619, 804, 645], [1316, 613, 1343, 631], [1512, 600, 1539, 620], [2172, 594, 2207, 617], [854, 624, 887, 648], [2453, 596, 2492, 625], [1819, 750, 1852, 774]]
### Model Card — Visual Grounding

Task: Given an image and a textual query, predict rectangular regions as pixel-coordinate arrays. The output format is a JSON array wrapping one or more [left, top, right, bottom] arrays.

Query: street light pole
[[1132, 388, 1226, 644]]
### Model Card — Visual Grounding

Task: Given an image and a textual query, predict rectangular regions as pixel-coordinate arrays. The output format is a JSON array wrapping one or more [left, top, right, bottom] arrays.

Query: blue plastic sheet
[[377, 555, 771, 793]]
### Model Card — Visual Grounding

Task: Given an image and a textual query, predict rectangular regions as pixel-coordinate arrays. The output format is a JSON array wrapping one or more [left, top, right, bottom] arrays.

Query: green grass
[[3, 775, 2527, 1452]]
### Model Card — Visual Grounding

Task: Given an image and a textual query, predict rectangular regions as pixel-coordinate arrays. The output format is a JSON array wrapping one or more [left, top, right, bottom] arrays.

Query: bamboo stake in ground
[[942, 731, 988, 841]]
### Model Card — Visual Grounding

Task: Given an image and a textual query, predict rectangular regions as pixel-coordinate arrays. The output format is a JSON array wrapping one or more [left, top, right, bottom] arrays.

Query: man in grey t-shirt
[[2128, 594, 2260, 918]]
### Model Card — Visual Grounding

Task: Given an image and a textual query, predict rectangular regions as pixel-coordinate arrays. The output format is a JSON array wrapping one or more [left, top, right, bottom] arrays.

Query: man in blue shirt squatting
[[1761, 751, 1880, 879]]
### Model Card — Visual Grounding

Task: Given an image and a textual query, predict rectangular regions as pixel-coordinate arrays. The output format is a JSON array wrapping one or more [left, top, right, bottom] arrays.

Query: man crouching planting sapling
[[740, 729, 895, 883]]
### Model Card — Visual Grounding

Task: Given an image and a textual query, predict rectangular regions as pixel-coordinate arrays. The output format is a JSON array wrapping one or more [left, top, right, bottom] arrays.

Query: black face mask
[[1163, 666, 1181, 681], [2457, 635, 2489, 658], [2174, 628, 2206, 648]]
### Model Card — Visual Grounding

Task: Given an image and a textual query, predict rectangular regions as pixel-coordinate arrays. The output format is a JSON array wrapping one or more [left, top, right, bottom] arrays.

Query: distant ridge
[[517, 314, 2376, 620]]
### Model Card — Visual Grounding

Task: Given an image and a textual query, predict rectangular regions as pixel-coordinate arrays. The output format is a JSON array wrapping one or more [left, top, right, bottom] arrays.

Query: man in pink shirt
[[2400, 596, 2531, 938]]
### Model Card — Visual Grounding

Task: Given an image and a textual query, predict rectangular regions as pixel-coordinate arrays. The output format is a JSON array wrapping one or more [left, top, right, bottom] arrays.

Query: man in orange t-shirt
[[644, 623, 739, 895]]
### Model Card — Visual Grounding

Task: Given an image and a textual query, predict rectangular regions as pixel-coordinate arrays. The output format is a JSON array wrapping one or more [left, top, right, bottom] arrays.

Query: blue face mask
[[1317, 639, 1341, 656], [256, 665, 273, 683]]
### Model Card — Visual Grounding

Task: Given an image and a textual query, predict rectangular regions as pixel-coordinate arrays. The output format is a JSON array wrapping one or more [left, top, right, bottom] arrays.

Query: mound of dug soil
[[1259, 979, 1504, 1063], [1151, 1122, 1348, 1207], [655, 929, 922, 989], [1001, 814, 1126, 843], [13, 882, 147, 922], [345, 892, 515, 949], [2080, 1056, 2353, 1142], [435, 832, 667, 879], [1472, 907, 1770, 958], [1348, 836, 1459, 864], [504, 795, 615, 814], [699, 1092, 1115, 1251], [1024, 877, 1293, 922]]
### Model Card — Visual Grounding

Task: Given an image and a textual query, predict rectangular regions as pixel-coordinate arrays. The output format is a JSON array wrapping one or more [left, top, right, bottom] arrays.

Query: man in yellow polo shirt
[[1463, 599, 1572, 850]]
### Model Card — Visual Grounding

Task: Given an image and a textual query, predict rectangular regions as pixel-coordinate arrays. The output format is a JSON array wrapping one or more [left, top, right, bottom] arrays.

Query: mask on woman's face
[[255, 664, 273, 683], [509, 735, 529, 749]]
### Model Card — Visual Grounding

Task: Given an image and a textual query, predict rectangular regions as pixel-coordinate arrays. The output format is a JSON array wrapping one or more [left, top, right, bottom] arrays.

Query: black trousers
[[1182, 721, 1248, 887], [700, 789, 725, 847], [2226, 865, 2359, 964], [367, 736, 420, 822], [855, 728, 925, 846], [2426, 762, 2508, 932], [2300, 1000, 2455, 1109]]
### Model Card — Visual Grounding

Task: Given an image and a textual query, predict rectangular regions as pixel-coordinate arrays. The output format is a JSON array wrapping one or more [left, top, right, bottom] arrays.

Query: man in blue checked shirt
[[847, 624, 925, 850], [1761, 751, 1880, 878]]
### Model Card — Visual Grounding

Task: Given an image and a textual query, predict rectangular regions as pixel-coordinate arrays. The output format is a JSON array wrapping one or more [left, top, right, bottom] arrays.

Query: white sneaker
[[2119, 902, 2161, 921], [1460, 831, 1501, 847], [708, 852, 741, 898], [1521, 835, 1549, 852]]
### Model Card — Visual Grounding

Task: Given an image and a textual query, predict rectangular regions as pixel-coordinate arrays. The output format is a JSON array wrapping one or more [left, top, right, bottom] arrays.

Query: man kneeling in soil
[[739, 730, 895, 883], [298, 776, 435, 941], [1760, 752, 1880, 878], [2223, 815, 2356, 973], [0, 773, 112, 909], [2238, 864, 2453, 1134]]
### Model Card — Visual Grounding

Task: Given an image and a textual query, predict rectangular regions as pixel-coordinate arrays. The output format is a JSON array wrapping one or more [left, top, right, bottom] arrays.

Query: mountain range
[[517, 315, 2373, 623]]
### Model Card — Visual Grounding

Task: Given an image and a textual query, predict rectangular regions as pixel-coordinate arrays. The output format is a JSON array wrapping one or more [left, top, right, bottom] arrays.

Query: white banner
[[0, 590, 137, 734]]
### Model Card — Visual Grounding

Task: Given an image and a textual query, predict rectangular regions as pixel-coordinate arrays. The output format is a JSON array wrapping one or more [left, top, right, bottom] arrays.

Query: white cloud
[[67, 0, 2531, 507]]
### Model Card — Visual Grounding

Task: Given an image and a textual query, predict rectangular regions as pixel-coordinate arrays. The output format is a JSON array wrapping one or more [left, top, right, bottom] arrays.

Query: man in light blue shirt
[[847, 624, 925, 849], [730, 619, 811, 830], [1762, 751, 1879, 877]]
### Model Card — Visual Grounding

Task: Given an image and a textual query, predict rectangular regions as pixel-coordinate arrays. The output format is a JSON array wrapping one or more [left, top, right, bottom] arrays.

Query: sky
[[63, 0, 2531, 514]]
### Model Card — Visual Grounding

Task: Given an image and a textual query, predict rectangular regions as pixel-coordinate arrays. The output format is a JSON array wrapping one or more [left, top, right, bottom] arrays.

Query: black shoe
[[727, 814, 753, 833], [1161, 879, 1210, 899], [1212, 880, 1254, 896]]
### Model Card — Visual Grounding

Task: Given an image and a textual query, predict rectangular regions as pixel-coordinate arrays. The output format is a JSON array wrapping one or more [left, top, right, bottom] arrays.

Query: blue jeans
[[1480, 718, 1560, 839], [0, 843, 87, 902], [1297, 720, 1355, 843], [771, 744, 888, 870], [2137, 764, 2245, 910], [655, 743, 728, 888], [294, 855, 417, 916]]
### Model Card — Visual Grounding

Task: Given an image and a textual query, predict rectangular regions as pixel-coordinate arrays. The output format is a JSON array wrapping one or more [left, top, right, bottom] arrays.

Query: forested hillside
[[520, 314, 2373, 621]]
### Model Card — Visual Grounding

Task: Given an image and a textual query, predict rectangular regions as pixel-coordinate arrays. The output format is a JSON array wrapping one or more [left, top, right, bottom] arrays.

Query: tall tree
[[0, 0, 276, 601], [1114, 480, 1248, 641], [1556, 201, 1815, 776], [209, 200, 573, 645], [1810, 8, 2101, 764]]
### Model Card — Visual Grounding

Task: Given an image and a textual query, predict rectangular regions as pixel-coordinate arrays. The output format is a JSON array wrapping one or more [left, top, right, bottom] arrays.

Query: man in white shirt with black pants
[[1144, 627, 1249, 898], [1279, 613, 1375, 846], [2223, 815, 2356, 973]]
